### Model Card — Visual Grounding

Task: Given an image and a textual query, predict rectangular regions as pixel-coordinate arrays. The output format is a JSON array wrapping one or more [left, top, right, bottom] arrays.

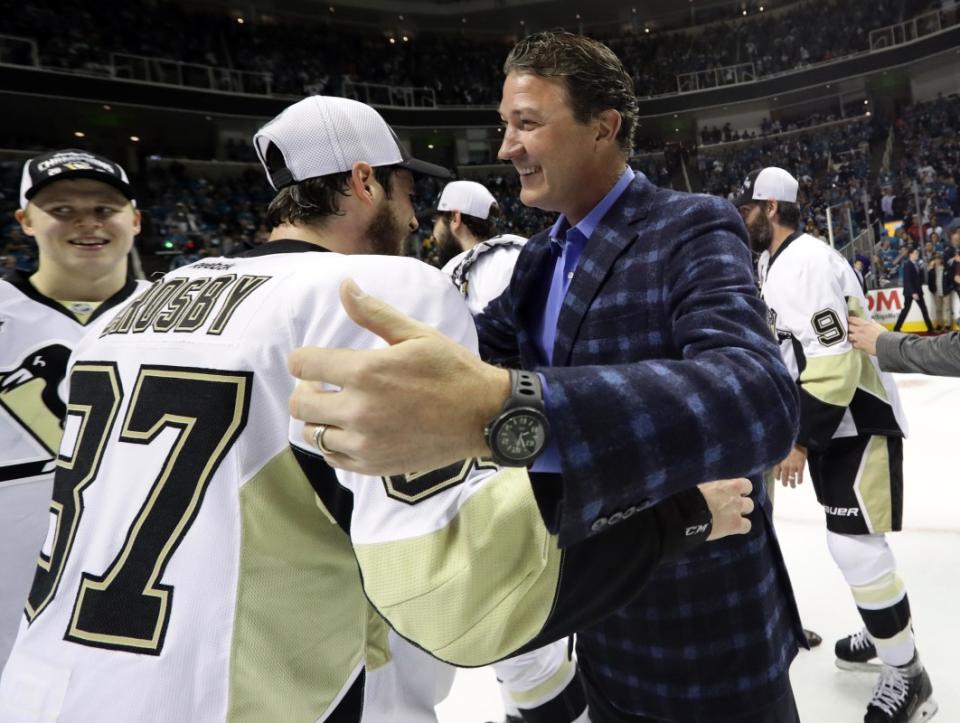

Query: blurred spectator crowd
[[3, 96, 958, 315], [0, 0, 947, 102]]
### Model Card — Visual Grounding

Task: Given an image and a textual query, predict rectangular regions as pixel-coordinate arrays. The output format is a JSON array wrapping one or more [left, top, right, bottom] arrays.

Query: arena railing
[[341, 80, 437, 109], [869, 10, 945, 51], [0, 35, 38, 68], [836, 229, 875, 265], [109, 53, 273, 96], [665, 8, 957, 100], [676, 63, 757, 94]]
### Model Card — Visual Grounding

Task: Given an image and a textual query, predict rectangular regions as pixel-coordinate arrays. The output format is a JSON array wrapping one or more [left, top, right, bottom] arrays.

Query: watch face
[[495, 412, 546, 462]]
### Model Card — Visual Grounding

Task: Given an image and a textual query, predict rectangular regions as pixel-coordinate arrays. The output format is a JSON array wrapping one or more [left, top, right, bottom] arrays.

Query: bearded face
[[364, 194, 409, 256], [433, 216, 463, 267], [744, 204, 774, 254]]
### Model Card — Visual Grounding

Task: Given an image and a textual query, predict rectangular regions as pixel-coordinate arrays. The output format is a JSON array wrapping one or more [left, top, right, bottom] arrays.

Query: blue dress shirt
[[531, 166, 635, 472]]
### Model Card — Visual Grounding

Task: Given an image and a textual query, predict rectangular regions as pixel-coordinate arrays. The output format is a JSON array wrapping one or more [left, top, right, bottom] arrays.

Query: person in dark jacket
[[893, 247, 933, 332]]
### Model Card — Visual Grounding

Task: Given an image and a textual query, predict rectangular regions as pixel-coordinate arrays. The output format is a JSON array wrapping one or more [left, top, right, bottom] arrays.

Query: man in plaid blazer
[[288, 32, 804, 723]]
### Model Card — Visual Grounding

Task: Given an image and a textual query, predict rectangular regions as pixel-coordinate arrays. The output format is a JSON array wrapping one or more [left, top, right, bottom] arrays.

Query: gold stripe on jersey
[[356, 467, 561, 667], [228, 448, 366, 722], [799, 351, 860, 408], [855, 436, 894, 533], [510, 655, 575, 706]]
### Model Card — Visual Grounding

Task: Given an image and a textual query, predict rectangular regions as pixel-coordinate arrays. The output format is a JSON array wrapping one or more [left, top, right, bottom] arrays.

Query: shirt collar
[[549, 166, 635, 248]]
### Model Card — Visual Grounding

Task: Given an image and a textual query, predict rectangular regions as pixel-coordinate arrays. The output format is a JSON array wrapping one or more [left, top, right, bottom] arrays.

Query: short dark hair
[[436, 203, 500, 241], [774, 201, 801, 230], [265, 165, 397, 228], [503, 31, 638, 156], [264, 142, 398, 228]]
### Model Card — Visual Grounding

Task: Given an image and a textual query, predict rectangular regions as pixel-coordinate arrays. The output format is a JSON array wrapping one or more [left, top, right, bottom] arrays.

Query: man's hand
[[848, 315, 887, 356], [773, 444, 807, 488], [288, 279, 510, 475], [698, 478, 755, 541]]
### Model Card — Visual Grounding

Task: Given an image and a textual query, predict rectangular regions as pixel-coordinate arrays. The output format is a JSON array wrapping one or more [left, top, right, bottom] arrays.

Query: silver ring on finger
[[312, 423, 335, 456]]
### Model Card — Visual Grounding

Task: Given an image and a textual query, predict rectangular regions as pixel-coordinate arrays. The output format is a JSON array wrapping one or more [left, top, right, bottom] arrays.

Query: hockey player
[[737, 166, 937, 723], [0, 150, 147, 667], [0, 96, 753, 722], [431, 180, 526, 316], [419, 179, 585, 722]]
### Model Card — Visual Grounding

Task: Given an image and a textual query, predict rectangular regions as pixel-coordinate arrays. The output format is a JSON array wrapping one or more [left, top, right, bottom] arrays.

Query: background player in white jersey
[[0, 96, 753, 723], [0, 150, 146, 667], [737, 167, 937, 723], [431, 180, 526, 316], [417, 179, 586, 723]]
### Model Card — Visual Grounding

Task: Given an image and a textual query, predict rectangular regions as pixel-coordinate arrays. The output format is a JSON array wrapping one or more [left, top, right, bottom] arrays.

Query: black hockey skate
[[836, 628, 881, 672], [864, 655, 938, 723]]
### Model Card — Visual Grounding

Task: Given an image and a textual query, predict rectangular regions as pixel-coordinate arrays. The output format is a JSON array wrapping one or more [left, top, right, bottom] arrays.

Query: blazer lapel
[[552, 175, 655, 366], [509, 230, 556, 367]]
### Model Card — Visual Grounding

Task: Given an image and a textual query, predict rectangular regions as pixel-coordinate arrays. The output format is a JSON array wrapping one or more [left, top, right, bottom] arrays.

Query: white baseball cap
[[431, 180, 498, 220], [733, 167, 799, 207], [253, 95, 450, 190]]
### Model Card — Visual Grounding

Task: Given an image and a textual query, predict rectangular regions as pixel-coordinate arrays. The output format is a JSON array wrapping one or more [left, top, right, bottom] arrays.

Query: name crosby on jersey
[[100, 272, 271, 337]]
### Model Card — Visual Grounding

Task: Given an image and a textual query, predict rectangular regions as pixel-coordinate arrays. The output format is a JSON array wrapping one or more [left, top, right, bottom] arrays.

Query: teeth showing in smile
[[517, 166, 540, 176], [69, 239, 108, 246]]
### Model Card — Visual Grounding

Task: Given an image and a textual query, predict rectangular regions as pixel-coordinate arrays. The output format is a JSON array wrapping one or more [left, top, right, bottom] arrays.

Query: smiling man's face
[[17, 178, 140, 282], [497, 72, 606, 225]]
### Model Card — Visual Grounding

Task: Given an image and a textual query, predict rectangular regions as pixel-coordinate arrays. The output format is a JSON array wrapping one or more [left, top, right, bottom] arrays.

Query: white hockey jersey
[[1, 242, 688, 723], [441, 234, 525, 315], [0, 274, 147, 667], [757, 232, 907, 449]]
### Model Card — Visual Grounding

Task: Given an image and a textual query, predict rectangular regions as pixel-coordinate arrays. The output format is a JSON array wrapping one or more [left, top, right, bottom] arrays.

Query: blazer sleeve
[[475, 269, 522, 368], [876, 330, 960, 377], [539, 197, 799, 544]]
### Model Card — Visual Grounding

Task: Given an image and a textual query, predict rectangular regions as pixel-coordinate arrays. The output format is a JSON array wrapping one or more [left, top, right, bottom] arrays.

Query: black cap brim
[[25, 170, 136, 203], [399, 157, 451, 179]]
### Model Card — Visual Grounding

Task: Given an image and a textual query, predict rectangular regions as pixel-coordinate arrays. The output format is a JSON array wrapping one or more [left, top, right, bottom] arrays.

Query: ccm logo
[[824, 506, 860, 517], [685, 523, 710, 536]]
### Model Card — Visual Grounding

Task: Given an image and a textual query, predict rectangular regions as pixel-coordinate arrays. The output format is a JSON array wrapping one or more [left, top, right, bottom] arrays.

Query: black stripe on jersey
[[291, 445, 354, 534], [325, 669, 365, 723], [797, 386, 847, 451], [238, 239, 331, 257], [849, 388, 903, 438], [5, 270, 141, 325], [858, 595, 912, 641], [765, 229, 803, 272], [0, 459, 54, 484], [514, 486, 711, 658]]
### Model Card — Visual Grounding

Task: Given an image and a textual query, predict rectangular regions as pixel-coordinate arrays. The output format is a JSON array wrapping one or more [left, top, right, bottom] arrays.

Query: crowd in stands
[[0, 0, 948, 102], [3, 95, 958, 318]]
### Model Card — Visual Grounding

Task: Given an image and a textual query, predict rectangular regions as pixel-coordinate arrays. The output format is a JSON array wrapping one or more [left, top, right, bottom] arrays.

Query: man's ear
[[451, 210, 462, 230], [14, 208, 36, 238], [131, 208, 142, 237], [594, 109, 622, 148], [349, 162, 376, 205], [767, 200, 779, 220]]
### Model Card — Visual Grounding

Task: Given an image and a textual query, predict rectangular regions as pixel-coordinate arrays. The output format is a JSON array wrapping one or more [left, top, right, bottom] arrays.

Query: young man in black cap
[[0, 149, 147, 668], [739, 166, 937, 723]]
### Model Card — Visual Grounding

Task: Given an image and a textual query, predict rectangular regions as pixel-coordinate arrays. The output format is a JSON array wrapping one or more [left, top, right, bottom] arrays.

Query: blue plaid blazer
[[476, 173, 805, 721]]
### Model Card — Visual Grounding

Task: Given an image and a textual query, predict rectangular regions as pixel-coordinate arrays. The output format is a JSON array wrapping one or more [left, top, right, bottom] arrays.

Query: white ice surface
[[438, 373, 960, 723]]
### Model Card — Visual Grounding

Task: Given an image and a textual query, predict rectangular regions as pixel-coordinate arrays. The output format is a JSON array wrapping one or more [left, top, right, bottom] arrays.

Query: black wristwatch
[[484, 369, 550, 467]]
